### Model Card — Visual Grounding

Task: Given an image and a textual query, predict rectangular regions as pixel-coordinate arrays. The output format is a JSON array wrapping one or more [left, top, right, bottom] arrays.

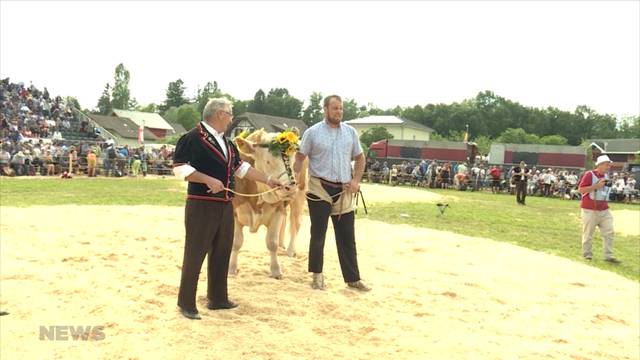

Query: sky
[[1, 1, 639, 118]]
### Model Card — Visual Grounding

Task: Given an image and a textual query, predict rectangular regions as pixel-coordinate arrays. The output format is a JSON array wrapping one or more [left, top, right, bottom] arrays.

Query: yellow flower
[[237, 130, 249, 139], [276, 133, 287, 144], [286, 145, 295, 156], [285, 131, 298, 144]]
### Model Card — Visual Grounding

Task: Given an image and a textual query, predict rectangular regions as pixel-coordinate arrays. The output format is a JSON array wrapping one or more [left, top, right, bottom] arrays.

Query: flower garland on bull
[[239, 128, 299, 185]]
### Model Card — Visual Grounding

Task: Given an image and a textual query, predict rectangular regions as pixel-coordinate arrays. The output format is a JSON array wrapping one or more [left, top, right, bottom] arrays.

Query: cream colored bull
[[230, 129, 307, 279]]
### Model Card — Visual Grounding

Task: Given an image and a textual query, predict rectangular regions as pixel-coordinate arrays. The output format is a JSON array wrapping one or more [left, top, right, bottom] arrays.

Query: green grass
[[0, 177, 186, 207], [358, 185, 639, 281], [1, 178, 638, 280]]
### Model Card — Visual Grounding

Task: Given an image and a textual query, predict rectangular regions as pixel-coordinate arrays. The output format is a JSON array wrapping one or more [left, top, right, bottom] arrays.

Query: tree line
[[90, 63, 639, 151]]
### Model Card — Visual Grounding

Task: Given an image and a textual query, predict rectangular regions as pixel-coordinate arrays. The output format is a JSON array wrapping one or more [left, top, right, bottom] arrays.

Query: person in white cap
[[577, 155, 620, 263]]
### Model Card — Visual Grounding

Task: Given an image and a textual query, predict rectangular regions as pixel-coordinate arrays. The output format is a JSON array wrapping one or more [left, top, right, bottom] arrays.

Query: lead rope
[[222, 187, 280, 197], [221, 171, 292, 198], [220, 152, 296, 198]]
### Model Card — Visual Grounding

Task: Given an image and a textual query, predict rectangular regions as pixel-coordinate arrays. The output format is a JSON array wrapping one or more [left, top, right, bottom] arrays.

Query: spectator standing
[[512, 161, 530, 205], [543, 169, 553, 197], [87, 149, 97, 177], [577, 155, 620, 263], [489, 165, 501, 193]]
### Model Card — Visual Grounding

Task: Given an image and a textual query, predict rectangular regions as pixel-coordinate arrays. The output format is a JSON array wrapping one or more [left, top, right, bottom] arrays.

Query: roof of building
[[89, 114, 158, 140], [112, 109, 175, 131], [345, 115, 434, 132], [589, 138, 640, 154], [168, 121, 187, 134], [498, 143, 585, 155], [226, 112, 308, 136], [374, 139, 467, 150]]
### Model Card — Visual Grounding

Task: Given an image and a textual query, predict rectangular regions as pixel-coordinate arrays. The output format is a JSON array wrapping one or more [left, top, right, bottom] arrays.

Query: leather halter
[[256, 143, 296, 186]]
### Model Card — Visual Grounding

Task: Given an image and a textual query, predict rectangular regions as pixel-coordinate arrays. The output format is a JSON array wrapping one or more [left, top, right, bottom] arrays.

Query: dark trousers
[[307, 183, 360, 283], [177, 200, 234, 311], [544, 183, 552, 197], [491, 179, 500, 193], [515, 180, 527, 203]]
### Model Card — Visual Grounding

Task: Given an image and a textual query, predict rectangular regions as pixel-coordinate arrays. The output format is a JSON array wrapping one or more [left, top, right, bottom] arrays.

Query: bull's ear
[[235, 137, 255, 155]]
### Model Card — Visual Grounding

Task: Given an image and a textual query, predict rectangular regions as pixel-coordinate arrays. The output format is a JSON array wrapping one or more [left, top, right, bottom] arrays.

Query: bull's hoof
[[271, 274, 283, 280], [229, 269, 239, 277], [286, 249, 296, 258]]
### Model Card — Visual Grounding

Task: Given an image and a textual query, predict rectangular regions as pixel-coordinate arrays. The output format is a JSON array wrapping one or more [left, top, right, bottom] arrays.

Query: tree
[[302, 92, 323, 125], [262, 88, 303, 119], [247, 89, 266, 113], [111, 63, 131, 110], [495, 128, 537, 144], [359, 126, 394, 148], [136, 103, 158, 113], [176, 103, 200, 130], [96, 83, 112, 115], [401, 105, 426, 125], [196, 81, 223, 113], [580, 105, 618, 139], [128, 97, 139, 110], [618, 115, 640, 139], [473, 135, 492, 155], [163, 106, 179, 123], [163, 133, 182, 145], [65, 96, 81, 110], [539, 135, 568, 145], [244, 88, 303, 119], [342, 98, 361, 121], [430, 130, 467, 142], [162, 79, 189, 112], [232, 100, 248, 116]]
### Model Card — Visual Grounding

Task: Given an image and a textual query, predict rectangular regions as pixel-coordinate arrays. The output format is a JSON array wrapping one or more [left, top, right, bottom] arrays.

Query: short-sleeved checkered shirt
[[298, 120, 363, 183]]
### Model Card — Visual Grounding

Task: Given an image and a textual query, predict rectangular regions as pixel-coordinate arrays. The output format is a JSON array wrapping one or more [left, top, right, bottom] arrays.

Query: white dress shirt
[[173, 122, 251, 180]]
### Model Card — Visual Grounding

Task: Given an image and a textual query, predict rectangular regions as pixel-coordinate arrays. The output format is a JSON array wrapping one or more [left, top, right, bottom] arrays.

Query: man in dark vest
[[172, 98, 282, 320]]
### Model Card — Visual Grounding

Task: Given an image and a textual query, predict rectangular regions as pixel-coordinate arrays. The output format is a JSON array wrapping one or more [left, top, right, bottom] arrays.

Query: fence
[[2, 156, 174, 177]]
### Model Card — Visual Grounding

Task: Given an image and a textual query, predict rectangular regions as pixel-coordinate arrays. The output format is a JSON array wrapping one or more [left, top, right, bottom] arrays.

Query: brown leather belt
[[314, 176, 346, 189]]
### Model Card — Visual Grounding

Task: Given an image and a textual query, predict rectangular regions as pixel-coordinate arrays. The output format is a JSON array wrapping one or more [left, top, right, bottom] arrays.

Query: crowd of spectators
[[365, 158, 639, 203], [0, 78, 101, 142], [0, 138, 175, 178], [0, 78, 176, 178]]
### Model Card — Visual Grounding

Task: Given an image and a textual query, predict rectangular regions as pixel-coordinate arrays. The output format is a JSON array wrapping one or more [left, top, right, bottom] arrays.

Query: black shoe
[[604, 258, 621, 264], [207, 301, 238, 310], [179, 307, 201, 320], [584, 255, 592, 261]]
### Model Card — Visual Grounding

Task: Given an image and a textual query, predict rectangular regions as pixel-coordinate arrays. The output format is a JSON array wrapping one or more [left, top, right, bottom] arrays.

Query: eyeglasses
[[220, 110, 234, 118]]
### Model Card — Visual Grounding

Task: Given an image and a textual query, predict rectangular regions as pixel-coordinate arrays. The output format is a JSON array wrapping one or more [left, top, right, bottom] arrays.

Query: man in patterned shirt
[[294, 95, 370, 292]]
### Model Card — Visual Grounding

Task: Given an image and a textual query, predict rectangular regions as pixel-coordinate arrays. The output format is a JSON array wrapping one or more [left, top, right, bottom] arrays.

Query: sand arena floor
[[0, 185, 638, 359]]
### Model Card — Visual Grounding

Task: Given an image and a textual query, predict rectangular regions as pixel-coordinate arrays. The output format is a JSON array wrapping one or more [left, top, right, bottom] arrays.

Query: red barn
[[488, 143, 587, 169], [369, 139, 477, 164]]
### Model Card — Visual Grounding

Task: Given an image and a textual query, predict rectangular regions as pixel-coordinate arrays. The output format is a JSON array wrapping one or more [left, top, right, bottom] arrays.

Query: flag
[[138, 125, 144, 145]]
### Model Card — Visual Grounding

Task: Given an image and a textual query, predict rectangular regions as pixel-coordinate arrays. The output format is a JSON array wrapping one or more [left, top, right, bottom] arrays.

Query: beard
[[326, 115, 342, 126]]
